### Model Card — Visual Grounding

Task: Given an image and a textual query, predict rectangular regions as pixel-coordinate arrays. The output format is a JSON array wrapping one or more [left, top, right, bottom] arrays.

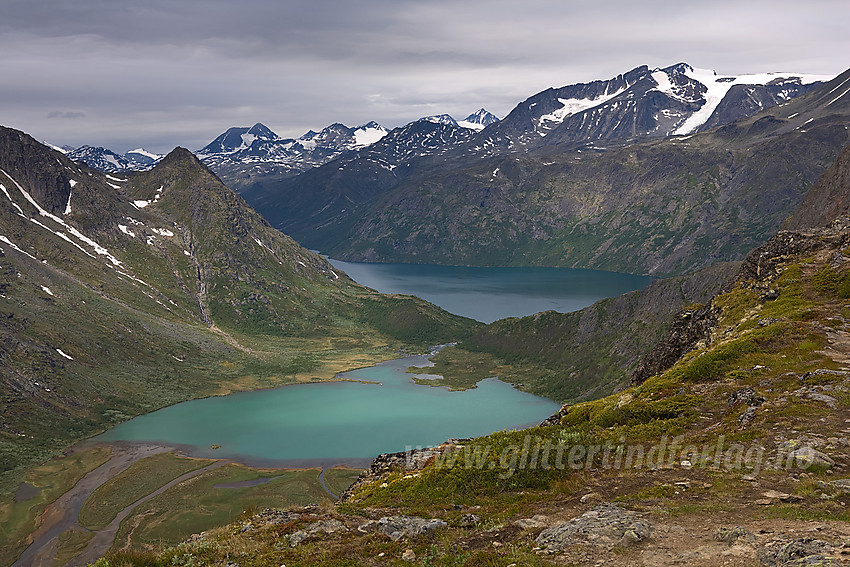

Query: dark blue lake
[[328, 259, 654, 323]]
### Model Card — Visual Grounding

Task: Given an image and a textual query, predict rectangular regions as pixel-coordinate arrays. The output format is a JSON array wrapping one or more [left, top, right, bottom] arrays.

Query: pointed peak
[[159, 146, 205, 168], [661, 62, 695, 76], [247, 123, 278, 139]]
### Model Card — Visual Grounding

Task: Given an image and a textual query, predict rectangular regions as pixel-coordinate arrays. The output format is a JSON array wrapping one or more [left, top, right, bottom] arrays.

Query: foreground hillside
[[0, 125, 478, 497], [112, 145, 850, 566]]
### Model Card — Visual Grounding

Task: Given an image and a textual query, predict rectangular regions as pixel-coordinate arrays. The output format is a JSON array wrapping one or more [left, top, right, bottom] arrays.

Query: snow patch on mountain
[[672, 67, 833, 135], [419, 114, 459, 127], [353, 123, 389, 147], [538, 88, 626, 129], [457, 109, 500, 131]]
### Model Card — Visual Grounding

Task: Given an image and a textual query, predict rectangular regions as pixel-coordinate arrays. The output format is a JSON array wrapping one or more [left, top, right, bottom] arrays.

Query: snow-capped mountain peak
[[198, 123, 280, 156], [194, 120, 389, 190], [353, 122, 389, 147], [484, 62, 834, 148], [419, 114, 459, 127], [457, 108, 499, 131], [655, 65, 834, 135]]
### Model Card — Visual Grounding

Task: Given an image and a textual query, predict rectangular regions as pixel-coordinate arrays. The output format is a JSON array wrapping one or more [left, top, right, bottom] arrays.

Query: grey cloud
[[47, 111, 86, 119], [0, 0, 847, 153]]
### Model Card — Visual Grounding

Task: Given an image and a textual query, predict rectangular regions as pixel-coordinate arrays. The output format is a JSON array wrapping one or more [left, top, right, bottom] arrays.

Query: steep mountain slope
[[451, 261, 739, 403], [783, 131, 850, 230], [131, 143, 850, 567], [243, 119, 478, 240], [0, 126, 477, 494], [252, 67, 850, 276]]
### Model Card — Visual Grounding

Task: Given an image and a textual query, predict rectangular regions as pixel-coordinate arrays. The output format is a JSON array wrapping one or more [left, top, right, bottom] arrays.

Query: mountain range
[[64, 146, 163, 173], [63, 109, 500, 193], [243, 64, 848, 277]]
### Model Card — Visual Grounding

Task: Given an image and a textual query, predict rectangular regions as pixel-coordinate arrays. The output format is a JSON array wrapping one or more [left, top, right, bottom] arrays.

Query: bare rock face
[[631, 304, 719, 385], [536, 503, 651, 552]]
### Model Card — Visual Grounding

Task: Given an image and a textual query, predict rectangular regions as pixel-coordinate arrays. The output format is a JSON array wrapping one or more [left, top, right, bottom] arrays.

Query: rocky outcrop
[[371, 516, 447, 541], [630, 304, 720, 385], [289, 519, 348, 547], [339, 439, 469, 502]]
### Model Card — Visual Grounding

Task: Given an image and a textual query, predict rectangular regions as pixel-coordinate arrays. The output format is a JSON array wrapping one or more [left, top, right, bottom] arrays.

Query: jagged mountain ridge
[[479, 63, 828, 151], [240, 61, 827, 205], [194, 121, 390, 191], [457, 108, 500, 130], [245, 67, 850, 277], [66, 145, 163, 173], [197, 109, 499, 191]]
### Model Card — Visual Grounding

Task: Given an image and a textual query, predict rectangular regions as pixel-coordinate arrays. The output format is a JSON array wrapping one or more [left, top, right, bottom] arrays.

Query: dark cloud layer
[[1, 0, 847, 153]]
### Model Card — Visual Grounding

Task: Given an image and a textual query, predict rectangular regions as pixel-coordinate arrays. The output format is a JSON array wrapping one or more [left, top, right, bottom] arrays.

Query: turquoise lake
[[328, 259, 654, 323], [99, 353, 561, 466], [99, 262, 651, 466]]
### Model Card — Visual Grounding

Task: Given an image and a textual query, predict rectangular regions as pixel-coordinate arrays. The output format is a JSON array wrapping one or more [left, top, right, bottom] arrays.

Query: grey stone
[[787, 447, 835, 469], [289, 530, 309, 547], [536, 503, 651, 552], [513, 514, 548, 529], [758, 537, 842, 566], [288, 519, 348, 546], [820, 478, 850, 493], [740, 406, 758, 426], [714, 526, 757, 546], [377, 515, 447, 541]]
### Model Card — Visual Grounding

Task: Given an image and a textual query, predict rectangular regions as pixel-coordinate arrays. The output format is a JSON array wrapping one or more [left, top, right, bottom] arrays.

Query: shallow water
[[98, 353, 562, 466]]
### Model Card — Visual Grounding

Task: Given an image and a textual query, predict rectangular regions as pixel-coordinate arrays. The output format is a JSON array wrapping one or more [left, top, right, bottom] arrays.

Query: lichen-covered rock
[[513, 514, 549, 529], [377, 515, 447, 541], [714, 526, 757, 546], [288, 519, 348, 546], [758, 537, 842, 566], [536, 503, 651, 552], [787, 446, 835, 469]]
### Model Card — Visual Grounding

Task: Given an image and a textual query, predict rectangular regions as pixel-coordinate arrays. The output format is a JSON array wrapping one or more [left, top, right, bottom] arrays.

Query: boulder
[[536, 503, 651, 552], [377, 515, 447, 541], [758, 537, 842, 566]]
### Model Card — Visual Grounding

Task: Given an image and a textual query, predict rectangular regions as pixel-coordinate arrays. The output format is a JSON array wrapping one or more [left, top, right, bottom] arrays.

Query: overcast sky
[[1, 0, 848, 154]]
